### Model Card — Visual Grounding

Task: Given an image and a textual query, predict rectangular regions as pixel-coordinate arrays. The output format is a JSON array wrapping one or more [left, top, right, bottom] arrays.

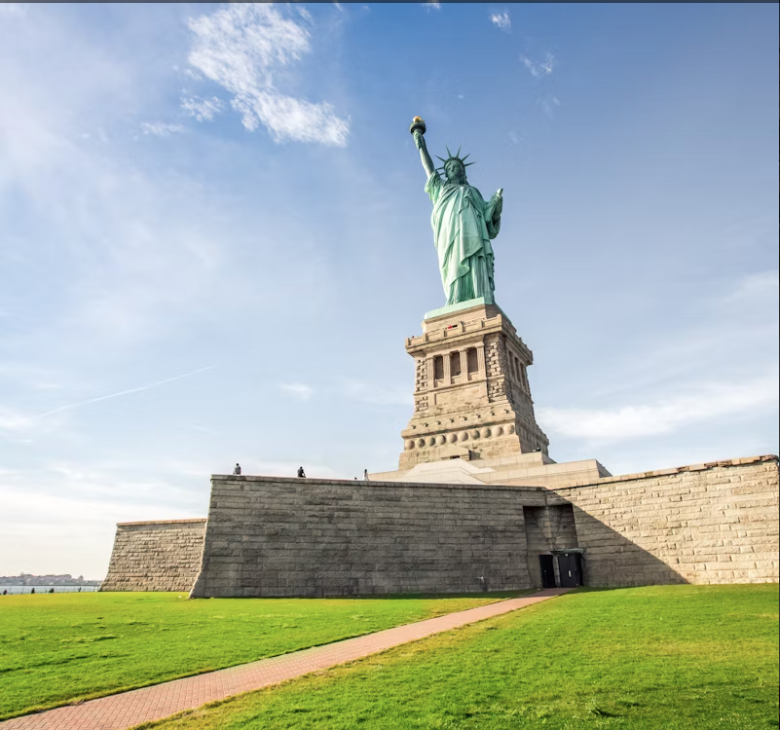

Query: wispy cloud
[[141, 121, 185, 136], [187, 3, 349, 146], [490, 12, 511, 31], [542, 95, 561, 117], [540, 371, 778, 444], [181, 95, 223, 122], [521, 52, 556, 77], [0, 407, 30, 434], [279, 379, 409, 406], [280, 382, 315, 401], [722, 270, 778, 305], [582, 271, 779, 404], [341, 379, 410, 406], [423, 2, 442, 10], [31, 366, 216, 422]]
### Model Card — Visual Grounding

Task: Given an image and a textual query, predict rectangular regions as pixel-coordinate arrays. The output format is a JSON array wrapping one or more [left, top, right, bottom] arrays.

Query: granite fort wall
[[101, 519, 207, 592], [103, 457, 777, 594], [190, 477, 547, 598], [552, 456, 779, 587]]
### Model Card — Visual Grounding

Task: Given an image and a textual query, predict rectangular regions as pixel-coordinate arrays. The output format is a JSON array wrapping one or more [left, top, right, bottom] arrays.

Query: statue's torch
[[409, 116, 426, 136]]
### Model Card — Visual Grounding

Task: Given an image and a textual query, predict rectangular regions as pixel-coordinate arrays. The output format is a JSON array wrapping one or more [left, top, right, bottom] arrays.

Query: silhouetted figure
[[2, 589, 7, 595], [30, 588, 35, 594], [363, 469, 370, 481], [49, 588, 54, 594], [297, 466, 306, 478], [233, 463, 242, 475]]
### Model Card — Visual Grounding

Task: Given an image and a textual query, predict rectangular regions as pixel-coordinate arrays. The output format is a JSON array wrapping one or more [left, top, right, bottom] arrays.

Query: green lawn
[[144, 585, 779, 730], [0, 591, 507, 720]]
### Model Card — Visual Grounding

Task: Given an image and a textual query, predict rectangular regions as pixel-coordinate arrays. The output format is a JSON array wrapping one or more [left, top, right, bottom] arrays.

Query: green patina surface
[[413, 121, 504, 308], [424, 296, 507, 321]]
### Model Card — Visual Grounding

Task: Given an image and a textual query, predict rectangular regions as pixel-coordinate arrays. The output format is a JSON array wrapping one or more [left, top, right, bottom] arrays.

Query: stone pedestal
[[399, 299, 549, 469]]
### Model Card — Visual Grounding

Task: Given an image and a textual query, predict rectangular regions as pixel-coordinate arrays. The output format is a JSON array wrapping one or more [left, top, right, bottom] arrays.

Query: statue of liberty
[[411, 117, 503, 306]]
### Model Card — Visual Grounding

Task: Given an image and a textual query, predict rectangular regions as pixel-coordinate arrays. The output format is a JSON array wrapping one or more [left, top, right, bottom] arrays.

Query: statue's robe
[[426, 172, 500, 305]]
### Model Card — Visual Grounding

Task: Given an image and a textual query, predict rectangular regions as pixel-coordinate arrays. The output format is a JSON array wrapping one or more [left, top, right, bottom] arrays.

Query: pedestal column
[[399, 300, 550, 469]]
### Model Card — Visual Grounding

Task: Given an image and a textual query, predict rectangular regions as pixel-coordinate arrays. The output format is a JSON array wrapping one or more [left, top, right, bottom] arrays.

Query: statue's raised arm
[[410, 117, 436, 178]]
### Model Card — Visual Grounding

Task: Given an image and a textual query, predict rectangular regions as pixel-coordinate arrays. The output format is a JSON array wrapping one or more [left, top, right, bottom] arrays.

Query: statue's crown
[[436, 145, 475, 177]]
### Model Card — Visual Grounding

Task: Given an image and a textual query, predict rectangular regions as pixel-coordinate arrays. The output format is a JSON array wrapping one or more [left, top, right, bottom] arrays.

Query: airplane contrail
[[33, 365, 216, 420]]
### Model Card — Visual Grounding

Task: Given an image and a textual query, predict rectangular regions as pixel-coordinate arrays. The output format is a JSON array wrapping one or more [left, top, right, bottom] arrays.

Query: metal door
[[539, 555, 556, 588], [556, 553, 583, 587]]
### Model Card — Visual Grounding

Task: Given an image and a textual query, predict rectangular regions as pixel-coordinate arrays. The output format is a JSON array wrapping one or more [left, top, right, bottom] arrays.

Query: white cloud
[[539, 372, 779, 443], [0, 6, 327, 370], [280, 382, 315, 400], [141, 121, 185, 136], [490, 12, 511, 30], [521, 52, 556, 78], [187, 3, 349, 146], [181, 95, 224, 122], [424, 2, 442, 10]]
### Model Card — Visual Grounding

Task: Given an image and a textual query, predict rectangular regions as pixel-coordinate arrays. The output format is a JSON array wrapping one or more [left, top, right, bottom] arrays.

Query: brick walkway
[[1, 589, 570, 730]]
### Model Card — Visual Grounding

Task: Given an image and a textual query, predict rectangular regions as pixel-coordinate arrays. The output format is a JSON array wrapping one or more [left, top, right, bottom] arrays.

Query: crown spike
[[456, 145, 462, 157]]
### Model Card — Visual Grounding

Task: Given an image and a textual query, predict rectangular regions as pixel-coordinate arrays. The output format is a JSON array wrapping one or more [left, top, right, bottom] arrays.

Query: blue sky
[[0, 2, 777, 579]]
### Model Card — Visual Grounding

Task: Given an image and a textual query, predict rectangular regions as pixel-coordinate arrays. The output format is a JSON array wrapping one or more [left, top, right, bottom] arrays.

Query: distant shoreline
[[1, 585, 101, 594]]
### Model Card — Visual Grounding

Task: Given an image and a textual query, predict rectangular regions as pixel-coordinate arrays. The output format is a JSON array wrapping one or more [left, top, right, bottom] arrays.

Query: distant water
[[0, 585, 101, 595]]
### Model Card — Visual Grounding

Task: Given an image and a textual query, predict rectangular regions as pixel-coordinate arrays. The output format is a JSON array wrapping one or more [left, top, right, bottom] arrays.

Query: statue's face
[[445, 160, 467, 184]]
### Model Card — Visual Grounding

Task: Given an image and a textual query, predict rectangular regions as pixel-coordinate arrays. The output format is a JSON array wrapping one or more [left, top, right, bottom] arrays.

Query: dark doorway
[[539, 555, 556, 588], [556, 552, 583, 587]]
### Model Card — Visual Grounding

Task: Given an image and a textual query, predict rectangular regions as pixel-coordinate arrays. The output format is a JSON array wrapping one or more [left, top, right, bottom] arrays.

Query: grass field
[[0, 591, 507, 720], [143, 585, 779, 730]]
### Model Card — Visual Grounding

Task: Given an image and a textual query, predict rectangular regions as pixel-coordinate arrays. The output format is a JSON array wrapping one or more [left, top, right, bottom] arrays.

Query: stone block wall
[[101, 519, 207, 592], [553, 456, 779, 587], [190, 477, 546, 598], [102, 457, 777, 595]]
